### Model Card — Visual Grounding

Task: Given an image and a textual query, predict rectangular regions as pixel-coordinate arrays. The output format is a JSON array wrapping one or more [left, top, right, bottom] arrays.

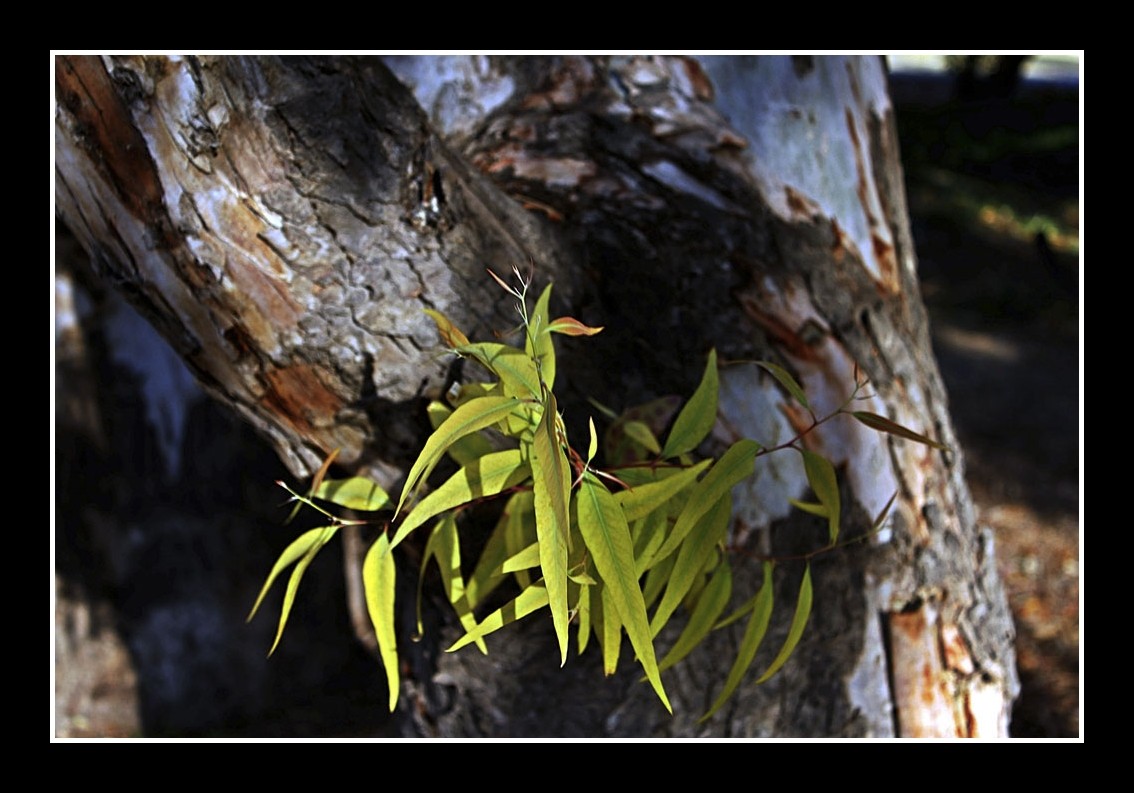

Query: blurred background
[[53, 54, 1081, 738]]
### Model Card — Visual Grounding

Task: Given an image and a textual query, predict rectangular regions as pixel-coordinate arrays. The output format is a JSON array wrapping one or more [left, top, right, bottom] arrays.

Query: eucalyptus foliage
[[248, 268, 947, 719]]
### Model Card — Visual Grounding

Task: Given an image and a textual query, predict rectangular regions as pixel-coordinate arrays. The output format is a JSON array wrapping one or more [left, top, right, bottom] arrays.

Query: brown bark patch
[[261, 363, 344, 435], [889, 605, 963, 737]]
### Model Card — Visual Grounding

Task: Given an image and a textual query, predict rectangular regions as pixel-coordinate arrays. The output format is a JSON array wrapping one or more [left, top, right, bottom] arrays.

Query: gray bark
[[54, 54, 1018, 737]]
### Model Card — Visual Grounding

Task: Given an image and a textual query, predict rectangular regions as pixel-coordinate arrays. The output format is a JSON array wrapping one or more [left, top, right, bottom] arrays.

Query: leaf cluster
[[248, 268, 949, 719]]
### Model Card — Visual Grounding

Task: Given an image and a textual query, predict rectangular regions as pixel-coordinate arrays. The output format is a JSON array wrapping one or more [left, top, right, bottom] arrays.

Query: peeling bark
[[55, 54, 1018, 737]]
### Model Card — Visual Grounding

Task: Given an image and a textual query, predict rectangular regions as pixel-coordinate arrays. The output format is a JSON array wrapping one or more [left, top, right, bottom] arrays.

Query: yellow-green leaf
[[424, 308, 470, 348], [247, 526, 330, 623], [427, 401, 495, 466], [622, 420, 661, 455], [531, 392, 572, 665], [268, 526, 338, 656], [466, 492, 533, 608], [363, 532, 399, 711], [285, 448, 340, 524], [788, 498, 829, 519], [755, 361, 810, 411], [653, 439, 758, 564], [661, 349, 719, 459], [587, 416, 598, 464], [458, 342, 543, 401], [615, 459, 712, 523], [525, 284, 557, 392], [649, 493, 731, 638], [391, 449, 530, 549], [576, 579, 592, 655], [755, 564, 813, 684], [701, 560, 774, 721], [312, 477, 391, 512], [546, 316, 604, 336], [599, 583, 622, 675], [446, 583, 550, 653], [501, 541, 541, 573], [658, 560, 732, 672], [396, 395, 521, 516], [578, 473, 671, 712], [801, 450, 840, 545], [428, 514, 486, 654], [851, 411, 949, 451]]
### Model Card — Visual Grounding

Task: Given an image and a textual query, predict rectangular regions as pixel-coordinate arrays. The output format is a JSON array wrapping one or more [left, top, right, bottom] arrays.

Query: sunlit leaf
[[577, 473, 671, 712], [632, 510, 669, 576], [576, 579, 592, 655], [312, 477, 391, 512], [363, 532, 399, 711], [547, 316, 604, 336], [531, 392, 572, 666], [457, 342, 543, 401], [755, 361, 810, 411], [285, 448, 340, 524], [615, 459, 712, 523], [622, 420, 662, 455], [658, 560, 732, 672], [653, 439, 759, 564], [662, 349, 719, 459], [466, 492, 533, 608], [788, 498, 829, 518], [650, 494, 731, 638], [429, 514, 486, 654], [587, 417, 598, 464], [525, 284, 557, 392], [642, 551, 676, 610], [801, 449, 840, 545], [851, 411, 949, 451], [423, 308, 470, 348], [446, 583, 550, 652], [396, 395, 522, 516], [501, 542, 541, 573], [391, 449, 530, 549], [247, 526, 331, 624], [701, 560, 774, 721], [755, 564, 813, 684], [427, 401, 495, 466], [269, 526, 338, 655]]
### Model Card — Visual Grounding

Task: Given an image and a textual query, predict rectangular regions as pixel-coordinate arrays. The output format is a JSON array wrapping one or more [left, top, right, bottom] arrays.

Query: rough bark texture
[[54, 54, 1018, 738]]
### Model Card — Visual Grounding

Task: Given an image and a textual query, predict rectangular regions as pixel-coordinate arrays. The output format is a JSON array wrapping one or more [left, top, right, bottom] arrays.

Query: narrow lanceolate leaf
[[650, 494, 732, 638], [312, 477, 391, 512], [531, 393, 572, 666], [269, 526, 338, 656], [788, 498, 829, 519], [391, 449, 530, 549], [363, 532, 399, 712], [701, 561, 775, 722], [578, 473, 671, 712], [466, 492, 533, 609], [615, 459, 712, 523], [247, 526, 331, 623], [546, 316, 604, 336], [501, 542, 541, 573], [286, 448, 340, 524], [587, 416, 599, 464], [423, 308, 470, 348], [851, 411, 949, 451], [622, 420, 661, 455], [801, 449, 840, 545], [427, 401, 495, 466], [653, 439, 759, 564], [576, 579, 592, 655], [599, 584, 622, 675], [429, 514, 486, 654], [661, 348, 719, 459], [526, 284, 557, 392], [457, 342, 543, 401], [446, 583, 550, 653], [755, 564, 813, 684], [755, 361, 810, 411], [396, 395, 521, 516], [658, 560, 732, 673]]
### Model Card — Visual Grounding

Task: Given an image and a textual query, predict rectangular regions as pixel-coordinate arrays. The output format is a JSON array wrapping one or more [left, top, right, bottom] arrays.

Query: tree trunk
[[54, 54, 1019, 737]]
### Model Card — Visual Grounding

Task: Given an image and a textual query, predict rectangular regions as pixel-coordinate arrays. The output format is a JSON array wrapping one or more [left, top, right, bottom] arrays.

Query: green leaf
[[247, 526, 330, 623], [851, 411, 949, 451], [615, 459, 712, 523], [285, 448, 340, 524], [458, 342, 543, 401], [426, 401, 495, 466], [788, 498, 829, 518], [446, 583, 550, 653], [423, 308, 470, 348], [701, 560, 775, 721], [622, 420, 662, 455], [531, 392, 572, 666], [428, 514, 486, 654], [599, 583, 622, 675], [755, 564, 813, 684], [632, 510, 669, 576], [801, 449, 840, 545], [501, 542, 541, 573], [586, 416, 599, 464], [649, 493, 731, 638], [658, 559, 732, 673], [466, 492, 533, 609], [312, 477, 391, 512], [577, 473, 671, 712], [396, 395, 522, 516], [755, 361, 810, 411], [391, 449, 531, 550], [525, 284, 557, 392], [269, 526, 338, 655], [662, 349, 719, 459], [546, 316, 604, 336], [576, 579, 593, 655], [363, 532, 399, 712], [653, 439, 759, 564]]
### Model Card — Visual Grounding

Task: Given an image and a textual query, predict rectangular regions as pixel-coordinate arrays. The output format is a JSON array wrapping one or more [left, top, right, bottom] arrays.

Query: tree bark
[[54, 54, 1019, 737]]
